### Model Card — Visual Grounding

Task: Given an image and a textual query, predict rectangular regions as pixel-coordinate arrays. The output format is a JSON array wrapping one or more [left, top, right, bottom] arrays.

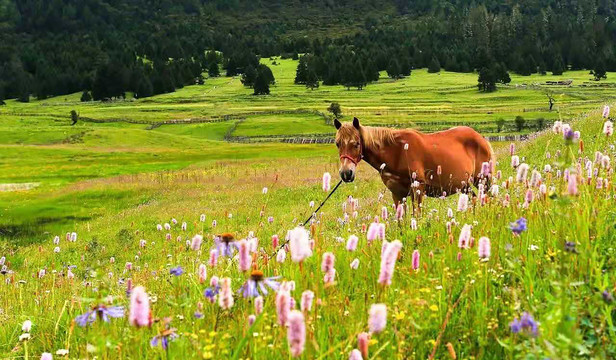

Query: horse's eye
[[335, 142, 340, 148], [355, 143, 361, 148]]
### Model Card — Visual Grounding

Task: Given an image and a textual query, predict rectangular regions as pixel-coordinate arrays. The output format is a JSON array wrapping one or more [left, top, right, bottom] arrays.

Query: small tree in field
[[241, 65, 257, 87], [253, 69, 271, 95], [328, 102, 342, 118], [496, 118, 505, 132], [478, 67, 497, 92], [592, 59, 607, 81], [514, 116, 526, 132], [70, 110, 79, 125], [80, 91, 92, 102]]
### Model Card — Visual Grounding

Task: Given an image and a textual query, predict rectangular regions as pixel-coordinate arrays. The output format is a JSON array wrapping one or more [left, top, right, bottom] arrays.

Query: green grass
[[0, 61, 615, 359]]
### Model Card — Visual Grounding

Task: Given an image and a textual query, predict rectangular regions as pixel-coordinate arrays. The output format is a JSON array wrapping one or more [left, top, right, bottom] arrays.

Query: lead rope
[[270, 179, 343, 258], [270, 126, 364, 257]]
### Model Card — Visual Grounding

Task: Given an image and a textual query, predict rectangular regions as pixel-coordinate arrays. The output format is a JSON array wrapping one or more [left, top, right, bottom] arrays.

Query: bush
[[514, 116, 526, 132], [536, 117, 545, 129], [496, 118, 505, 132], [80, 91, 92, 102]]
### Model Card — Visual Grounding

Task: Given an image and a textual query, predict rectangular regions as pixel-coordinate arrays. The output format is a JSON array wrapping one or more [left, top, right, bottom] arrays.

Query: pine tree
[[226, 57, 238, 76], [428, 56, 441, 73], [136, 77, 154, 98], [477, 66, 497, 92], [208, 62, 220, 77], [257, 64, 275, 85], [294, 56, 310, 84], [592, 59, 607, 81], [496, 63, 511, 84], [387, 59, 401, 79], [80, 91, 92, 102], [253, 69, 270, 95], [305, 70, 319, 90], [552, 56, 565, 76], [241, 65, 257, 87]]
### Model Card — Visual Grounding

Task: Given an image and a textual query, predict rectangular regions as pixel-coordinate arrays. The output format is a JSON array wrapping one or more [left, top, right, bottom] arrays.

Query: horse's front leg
[[409, 182, 425, 217], [381, 172, 411, 216]]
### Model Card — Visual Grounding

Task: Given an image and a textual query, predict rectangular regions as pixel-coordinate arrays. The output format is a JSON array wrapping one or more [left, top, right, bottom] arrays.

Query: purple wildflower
[[510, 312, 539, 337], [169, 266, 184, 276], [509, 318, 522, 333], [214, 233, 238, 257], [509, 218, 527, 235], [75, 304, 124, 327], [564, 241, 577, 253], [150, 320, 178, 350], [204, 285, 220, 302], [239, 270, 281, 298], [602, 290, 614, 304]]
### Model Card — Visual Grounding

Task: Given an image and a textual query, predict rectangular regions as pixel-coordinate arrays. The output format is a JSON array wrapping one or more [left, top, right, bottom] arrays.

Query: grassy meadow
[[0, 61, 615, 359]]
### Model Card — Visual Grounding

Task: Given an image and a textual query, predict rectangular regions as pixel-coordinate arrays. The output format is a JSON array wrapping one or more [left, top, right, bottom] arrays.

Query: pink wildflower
[[395, 203, 404, 220], [457, 193, 469, 212], [458, 224, 471, 249], [218, 277, 234, 310], [129, 286, 151, 327], [478, 237, 491, 259], [255, 296, 264, 315], [378, 240, 403, 286], [346, 235, 359, 251], [412, 250, 420, 270], [272, 234, 279, 249], [300, 290, 314, 312], [277, 249, 287, 263], [276, 290, 291, 325], [289, 227, 312, 263], [321, 252, 335, 272], [238, 239, 251, 272], [191, 234, 203, 251], [349, 349, 363, 360], [568, 173, 578, 195], [368, 304, 387, 333], [286, 310, 306, 357], [358, 332, 369, 358], [198, 264, 207, 284], [322, 172, 331, 192], [208, 249, 218, 267], [381, 206, 388, 220]]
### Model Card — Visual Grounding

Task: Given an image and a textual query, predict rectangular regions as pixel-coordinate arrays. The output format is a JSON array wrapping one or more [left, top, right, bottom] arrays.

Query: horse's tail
[[487, 140, 496, 174], [484, 139, 496, 189]]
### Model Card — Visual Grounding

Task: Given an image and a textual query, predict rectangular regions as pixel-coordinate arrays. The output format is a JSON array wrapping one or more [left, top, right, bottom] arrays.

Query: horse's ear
[[334, 118, 342, 130], [353, 117, 360, 129]]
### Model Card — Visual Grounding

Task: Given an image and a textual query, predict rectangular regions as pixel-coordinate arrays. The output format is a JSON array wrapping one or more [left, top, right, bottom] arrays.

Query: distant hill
[[1, 0, 615, 101]]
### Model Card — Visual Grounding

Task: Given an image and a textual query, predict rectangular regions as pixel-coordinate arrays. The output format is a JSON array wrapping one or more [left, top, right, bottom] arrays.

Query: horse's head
[[334, 117, 363, 183]]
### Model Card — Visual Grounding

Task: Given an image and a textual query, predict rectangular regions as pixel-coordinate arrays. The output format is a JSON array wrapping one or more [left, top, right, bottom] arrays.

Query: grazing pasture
[[0, 61, 615, 359]]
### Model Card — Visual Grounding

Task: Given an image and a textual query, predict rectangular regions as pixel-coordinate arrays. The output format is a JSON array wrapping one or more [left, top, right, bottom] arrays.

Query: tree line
[[1, 0, 615, 102]]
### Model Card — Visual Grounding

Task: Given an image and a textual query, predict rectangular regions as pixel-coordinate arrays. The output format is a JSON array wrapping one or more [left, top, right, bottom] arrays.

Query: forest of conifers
[[0, 0, 614, 101]]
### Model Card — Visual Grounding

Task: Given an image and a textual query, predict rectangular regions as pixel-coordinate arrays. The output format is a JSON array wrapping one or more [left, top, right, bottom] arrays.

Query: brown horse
[[334, 117, 494, 210]]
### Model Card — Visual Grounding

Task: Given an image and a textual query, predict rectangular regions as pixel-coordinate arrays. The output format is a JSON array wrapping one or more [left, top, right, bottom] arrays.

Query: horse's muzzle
[[340, 169, 355, 183]]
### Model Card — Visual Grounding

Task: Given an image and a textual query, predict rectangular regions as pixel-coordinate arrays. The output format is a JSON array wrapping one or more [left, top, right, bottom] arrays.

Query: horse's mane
[[336, 123, 397, 149]]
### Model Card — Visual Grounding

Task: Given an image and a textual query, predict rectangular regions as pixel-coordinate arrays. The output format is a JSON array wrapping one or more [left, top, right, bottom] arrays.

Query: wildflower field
[[1, 64, 616, 359]]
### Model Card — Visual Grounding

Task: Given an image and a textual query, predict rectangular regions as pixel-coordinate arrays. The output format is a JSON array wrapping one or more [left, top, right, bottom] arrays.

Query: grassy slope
[[0, 106, 614, 358], [0, 62, 614, 246]]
